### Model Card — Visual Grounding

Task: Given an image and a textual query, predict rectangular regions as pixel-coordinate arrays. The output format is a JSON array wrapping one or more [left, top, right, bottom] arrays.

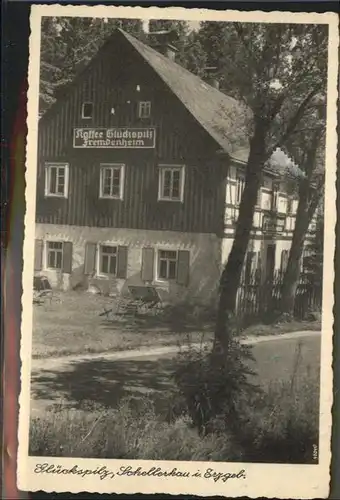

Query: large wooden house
[[34, 28, 311, 302]]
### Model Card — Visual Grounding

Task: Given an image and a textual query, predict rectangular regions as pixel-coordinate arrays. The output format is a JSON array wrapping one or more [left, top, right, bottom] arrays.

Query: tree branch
[[307, 187, 323, 220], [268, 85, 322, 158], [233, 23, 259, 76]]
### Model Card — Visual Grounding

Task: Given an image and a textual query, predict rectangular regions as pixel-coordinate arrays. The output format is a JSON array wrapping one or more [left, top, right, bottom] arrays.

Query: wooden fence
[[236, 270, 322, 320]]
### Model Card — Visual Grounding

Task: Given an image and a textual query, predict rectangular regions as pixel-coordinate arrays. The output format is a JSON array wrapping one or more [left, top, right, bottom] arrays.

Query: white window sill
[[44, 193, 68, 198], [95, 274, 118, 280], [155, 278, 177, 284], [99, 196, 123, 201], [157, 197, 183, 203]]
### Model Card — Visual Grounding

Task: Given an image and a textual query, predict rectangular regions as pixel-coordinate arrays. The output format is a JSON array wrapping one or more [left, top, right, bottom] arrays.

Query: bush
[[160, 298, 217, 331], [173, 320, 261, 436]]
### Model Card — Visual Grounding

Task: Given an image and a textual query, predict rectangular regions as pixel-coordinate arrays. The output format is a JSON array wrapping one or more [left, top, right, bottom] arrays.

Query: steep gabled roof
[[120, 30, 300, 178], [120, 30, 251, 159], [40, 28, 299, 178]]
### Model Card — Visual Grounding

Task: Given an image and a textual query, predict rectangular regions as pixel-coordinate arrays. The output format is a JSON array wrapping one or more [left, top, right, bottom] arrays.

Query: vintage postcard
[[18, 4, 338, 498]]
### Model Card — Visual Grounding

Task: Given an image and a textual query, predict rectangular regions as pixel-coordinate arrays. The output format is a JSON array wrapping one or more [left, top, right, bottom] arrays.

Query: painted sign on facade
[[73, 128, 156, 148]]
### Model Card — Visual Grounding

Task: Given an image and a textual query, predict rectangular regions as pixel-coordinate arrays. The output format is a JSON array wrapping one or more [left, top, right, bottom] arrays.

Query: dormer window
[[81, 102, 93, 119], [138, 101, 151, 118]]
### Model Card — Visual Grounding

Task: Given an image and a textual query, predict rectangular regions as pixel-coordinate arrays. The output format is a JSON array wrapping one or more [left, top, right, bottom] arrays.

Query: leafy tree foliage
[[181, 30, 207, 77], [193, 22, 328, 350], [279, 98, 326, 316]]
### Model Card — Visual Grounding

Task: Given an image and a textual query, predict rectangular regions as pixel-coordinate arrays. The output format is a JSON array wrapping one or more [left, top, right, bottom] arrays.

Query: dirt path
[[29, 330, 321, 417], [32, 329, 320, 372]]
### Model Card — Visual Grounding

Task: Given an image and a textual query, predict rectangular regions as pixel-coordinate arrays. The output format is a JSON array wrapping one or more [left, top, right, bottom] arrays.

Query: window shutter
[[141, 247, 154, 282], [177, 250, 190, 286], [281, 250, 289, 273], [117, 246, 128, 279], [34, 239, 43, 271], [62, 241, 73, 274], [84, 242, 97, 275]]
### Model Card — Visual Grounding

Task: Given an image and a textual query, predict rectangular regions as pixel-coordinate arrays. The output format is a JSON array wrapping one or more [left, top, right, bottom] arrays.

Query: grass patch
[[30, 339, 320, 464], [240, 320, 321, 338], [32, 291, 213, 359], [32, 291, 320, 359], [30, 368, 319, 464], [29, 397, 239, 462]]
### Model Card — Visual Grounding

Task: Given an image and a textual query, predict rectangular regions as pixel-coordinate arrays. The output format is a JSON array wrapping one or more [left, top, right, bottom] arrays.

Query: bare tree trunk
[[215, 119, 268, 351], [280, 182, 321, 317]]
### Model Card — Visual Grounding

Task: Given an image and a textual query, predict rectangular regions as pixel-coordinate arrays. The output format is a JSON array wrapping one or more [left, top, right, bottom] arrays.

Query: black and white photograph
[[18, 5, 338, 498]]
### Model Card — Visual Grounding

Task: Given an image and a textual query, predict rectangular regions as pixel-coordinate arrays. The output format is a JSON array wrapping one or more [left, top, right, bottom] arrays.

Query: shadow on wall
[[69, 264, 89, 291]]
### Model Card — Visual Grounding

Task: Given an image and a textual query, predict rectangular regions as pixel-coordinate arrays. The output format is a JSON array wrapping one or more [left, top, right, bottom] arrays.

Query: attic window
[[138, 101, 151, 119], [81, 102, 93, 119]]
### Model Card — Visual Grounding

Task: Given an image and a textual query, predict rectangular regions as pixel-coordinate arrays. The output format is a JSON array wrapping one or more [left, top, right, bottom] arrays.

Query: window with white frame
[[236, 175, 245, 205], [81, 102, 93, 119], [46, 241, 63, 269], [99, 164, 125, 199], [98, 245, 118, 275], [158, 250, 178, 280], [158, 165, 185, 202], [45, 163, 69, 197], [271, 183, 279, 211], [255, 187, 262, 207], [276, 217, 286, 232], [287, 197, 293, 214], [138, 101, 151, 118]]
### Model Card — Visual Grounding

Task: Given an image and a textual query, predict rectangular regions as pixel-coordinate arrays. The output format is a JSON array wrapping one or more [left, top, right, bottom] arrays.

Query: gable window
[[138, 101, 151, 118], [46, 241, 63, 270], [158, 165, 185, 202], [81, 102, 93, 119], [236, 175, 245, 205], [45, 163, 69, 198], [99, 245, 117, 275], [158, 250, 178, 280], [99, 164, 125, 199]]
